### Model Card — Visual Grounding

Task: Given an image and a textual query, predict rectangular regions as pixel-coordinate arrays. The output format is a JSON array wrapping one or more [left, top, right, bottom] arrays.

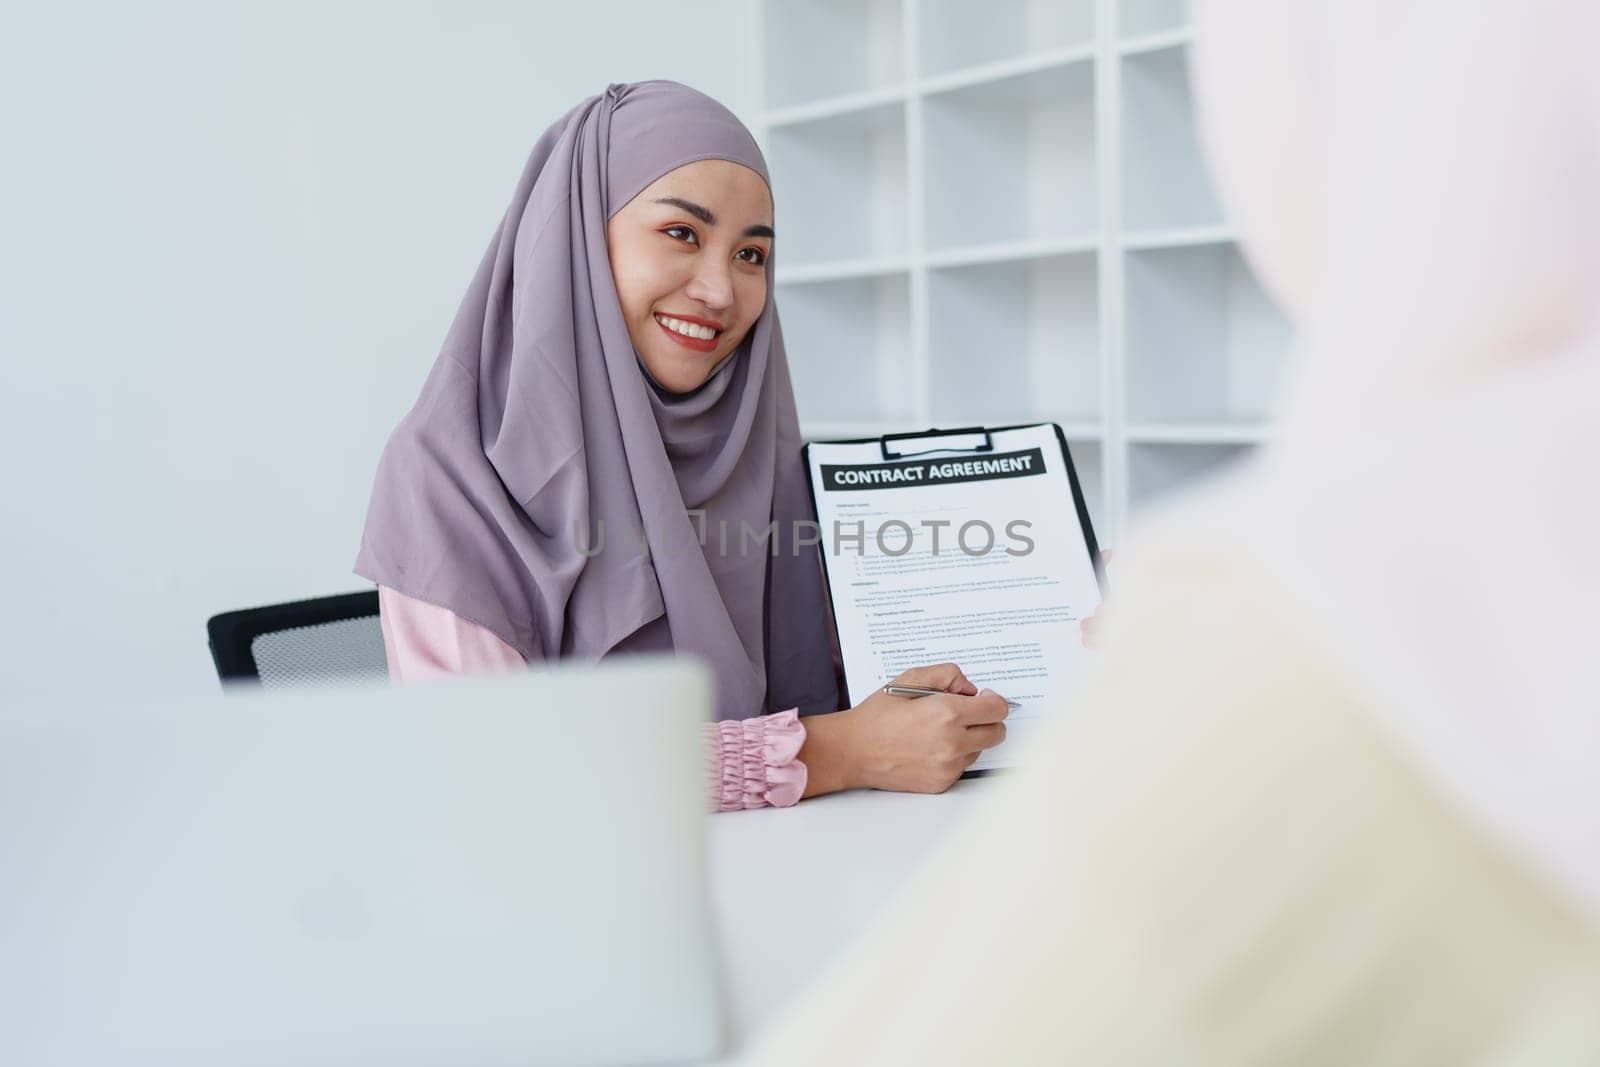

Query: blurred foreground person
[[751, 0, 1600, 1061]]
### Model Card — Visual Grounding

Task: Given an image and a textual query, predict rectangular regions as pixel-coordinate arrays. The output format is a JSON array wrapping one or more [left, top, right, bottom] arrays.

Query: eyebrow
[[652, 196, 775, 239]]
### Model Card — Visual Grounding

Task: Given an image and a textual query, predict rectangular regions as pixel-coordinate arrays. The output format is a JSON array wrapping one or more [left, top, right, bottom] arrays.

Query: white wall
[[0, 1, 753, 703]]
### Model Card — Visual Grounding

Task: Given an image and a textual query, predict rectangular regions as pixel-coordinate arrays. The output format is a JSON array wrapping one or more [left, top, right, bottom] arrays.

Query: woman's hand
[[800, 663, 1011, 798]]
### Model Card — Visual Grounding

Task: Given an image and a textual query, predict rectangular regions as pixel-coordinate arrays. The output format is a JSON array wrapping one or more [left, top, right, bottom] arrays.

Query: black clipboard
[[801, 422, 1107, 715]]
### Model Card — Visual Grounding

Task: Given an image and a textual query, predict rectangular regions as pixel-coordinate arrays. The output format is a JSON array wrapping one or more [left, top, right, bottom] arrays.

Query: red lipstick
[[653, 312, 723, 354]]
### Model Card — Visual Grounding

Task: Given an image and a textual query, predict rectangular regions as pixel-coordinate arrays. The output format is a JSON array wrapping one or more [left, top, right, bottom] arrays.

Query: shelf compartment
[[923, 60, 1096, 251], [1122, 223, 1233, 250], [924, 234, 1097, 270], [776, 255, 911, 285], [927, 252, 1100, 424], [768, 101, 908, 267], [779, 274, 914, 424], [918, 43, 1096, 98], [1119, 26, 1192, 56], [1125, 242, 1290, 426], [1125, 421, 1269, 445], [762, 0, 904, 110], [1120, 43, 1222, 231], [764, 85, 909, 130], [1119, 0, 1189, 39], [1128, 442, 1252, 514], [918, 0, 1094, 78], [801, 418, 925, 441]]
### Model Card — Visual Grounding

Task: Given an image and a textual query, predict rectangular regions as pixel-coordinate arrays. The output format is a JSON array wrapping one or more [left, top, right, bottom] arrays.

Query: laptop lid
[[0, 657, 721, 1066]]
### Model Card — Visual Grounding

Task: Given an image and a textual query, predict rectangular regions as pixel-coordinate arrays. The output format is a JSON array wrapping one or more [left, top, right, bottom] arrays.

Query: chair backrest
[[207, 591, 386, 689]]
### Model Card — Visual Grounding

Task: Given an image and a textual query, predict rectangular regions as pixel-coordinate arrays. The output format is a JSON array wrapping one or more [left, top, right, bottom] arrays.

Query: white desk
[[706, 778, 994, 1058]]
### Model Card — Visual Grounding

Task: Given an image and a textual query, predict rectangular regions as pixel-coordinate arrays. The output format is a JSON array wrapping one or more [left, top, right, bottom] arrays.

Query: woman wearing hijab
[[355, 81, 1010, 812], [749, 0, 1600, 1060]]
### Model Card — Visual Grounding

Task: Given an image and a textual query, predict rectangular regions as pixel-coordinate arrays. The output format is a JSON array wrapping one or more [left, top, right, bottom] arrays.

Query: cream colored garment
[[1182, 0, 1600, 922], [750, 554, 1600, 1065], [752, 1, 1600, 1058]]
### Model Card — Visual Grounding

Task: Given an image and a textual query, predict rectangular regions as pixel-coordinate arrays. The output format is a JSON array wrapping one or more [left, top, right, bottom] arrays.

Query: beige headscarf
[[1142, 0, 1600, 925]]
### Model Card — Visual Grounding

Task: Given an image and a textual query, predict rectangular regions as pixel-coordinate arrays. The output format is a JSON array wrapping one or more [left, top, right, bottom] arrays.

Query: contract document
[[804, 424, 1104, 771]]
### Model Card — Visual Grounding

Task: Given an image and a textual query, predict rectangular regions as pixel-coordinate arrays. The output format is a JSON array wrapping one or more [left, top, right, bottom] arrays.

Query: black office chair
[[207, 590, 388, 688]]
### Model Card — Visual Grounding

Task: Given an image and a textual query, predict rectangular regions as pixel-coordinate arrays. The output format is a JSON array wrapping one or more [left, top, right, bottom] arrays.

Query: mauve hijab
[[354, 80, 839, 721]]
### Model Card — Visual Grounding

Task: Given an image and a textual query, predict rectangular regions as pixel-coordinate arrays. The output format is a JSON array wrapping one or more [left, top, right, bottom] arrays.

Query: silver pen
[[883, 684, 1021, 710]]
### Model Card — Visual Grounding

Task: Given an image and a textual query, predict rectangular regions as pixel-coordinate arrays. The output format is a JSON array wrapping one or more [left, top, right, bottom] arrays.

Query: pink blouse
[[375, 586, 808, 812]]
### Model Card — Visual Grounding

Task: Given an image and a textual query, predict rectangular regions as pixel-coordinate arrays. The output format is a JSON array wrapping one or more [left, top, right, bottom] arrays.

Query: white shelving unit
[[753, 0, 1291, 546]]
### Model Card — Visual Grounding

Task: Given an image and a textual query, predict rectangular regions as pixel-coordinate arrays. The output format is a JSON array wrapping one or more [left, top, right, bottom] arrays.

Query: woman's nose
[[684, 261, 734, 311]]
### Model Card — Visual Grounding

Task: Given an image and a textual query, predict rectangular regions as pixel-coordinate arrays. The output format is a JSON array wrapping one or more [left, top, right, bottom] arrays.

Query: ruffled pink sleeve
[[705, 709, 808, 812], [377, 585, 809, 812]]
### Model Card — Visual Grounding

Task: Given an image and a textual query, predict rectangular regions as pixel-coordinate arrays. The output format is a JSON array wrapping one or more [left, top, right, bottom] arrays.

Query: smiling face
[[605, 159, 774, 394]]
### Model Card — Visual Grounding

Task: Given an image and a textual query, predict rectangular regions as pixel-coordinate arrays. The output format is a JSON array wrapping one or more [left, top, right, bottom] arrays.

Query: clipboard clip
[[879, 426, 994, 461]]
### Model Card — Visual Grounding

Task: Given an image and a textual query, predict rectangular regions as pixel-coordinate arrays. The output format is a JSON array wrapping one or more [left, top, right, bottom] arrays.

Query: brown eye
[[663, 225, 698, 245], [736, 247, 767, 266]]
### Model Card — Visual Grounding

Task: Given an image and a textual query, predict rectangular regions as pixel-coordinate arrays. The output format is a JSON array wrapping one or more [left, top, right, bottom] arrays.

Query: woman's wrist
[[798, 708, 860, 798]]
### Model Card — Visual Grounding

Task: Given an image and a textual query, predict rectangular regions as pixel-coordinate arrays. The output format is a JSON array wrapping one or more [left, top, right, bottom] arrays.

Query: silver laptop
[[0, 658, 722, 1066]]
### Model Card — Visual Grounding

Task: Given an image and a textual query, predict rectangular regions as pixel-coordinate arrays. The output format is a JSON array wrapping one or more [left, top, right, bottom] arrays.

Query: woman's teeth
[[654, 314, 718, 341]]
